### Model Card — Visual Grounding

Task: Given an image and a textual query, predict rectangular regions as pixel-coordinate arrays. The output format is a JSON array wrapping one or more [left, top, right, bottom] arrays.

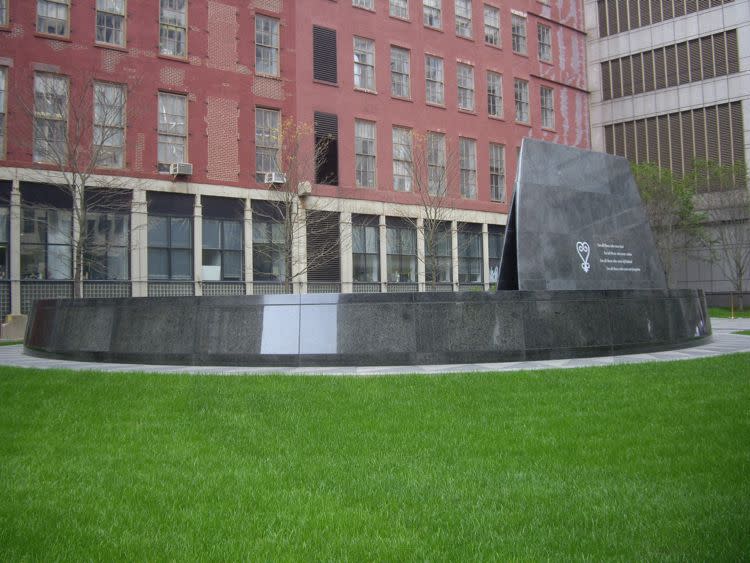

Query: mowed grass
[[709, 306, 750, 318], [1, 355, 749, 560]]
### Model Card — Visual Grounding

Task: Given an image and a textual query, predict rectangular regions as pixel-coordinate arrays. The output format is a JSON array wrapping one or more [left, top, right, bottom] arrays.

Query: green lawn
[[709, 307, 750, 318], [1, 355, 749, 560], [736, 330, 750, 336]]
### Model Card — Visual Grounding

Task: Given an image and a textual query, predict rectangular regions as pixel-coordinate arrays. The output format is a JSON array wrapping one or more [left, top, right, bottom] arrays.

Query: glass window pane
[[170, 249, 192, 279], [170, 217, 191, 248], [148, 216, 168, 246], [223, 221, 242, 250], [223, 251, 242, 280], [203, 219, 221, 249], [148, 247, 169, 279]]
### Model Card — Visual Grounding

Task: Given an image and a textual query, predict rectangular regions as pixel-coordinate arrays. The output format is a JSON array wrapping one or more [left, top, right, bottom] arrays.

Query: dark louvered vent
[[632, 53, 644, 94], [621, 57, 633, 96], [624, 121, 636, 159], [306, 211, 340, 283], [693, 108, 707, 161], [597, 0, 608, 36], [731, 102, 744, 166], [705, 105, 719, 163], [614, 123, 626, 156], [604, 125, 614, 154], [669, 113, 683, 176], [313, 26, 337, 84], [654, 48, 667, 90], [688, 39, 702, 82], [314, 111, 339, 185], [636, 119, 648, 163], [657, 115, 671, 169], [726, 29, 739, 74], [717, 103, 731, 166], [664, 45, 677, 87], [646, 117, 658, 163], [643, 50, 655, 91], [681, 112, 694, 173], [601, 61, 612, 100], [700, 36, 714, 80]]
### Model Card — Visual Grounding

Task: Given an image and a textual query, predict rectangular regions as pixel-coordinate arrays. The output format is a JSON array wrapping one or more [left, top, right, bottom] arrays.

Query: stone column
[[243, 197, 253, 295], [416, 216, 425, 292], [482, 223, 490, 290], [9, 180, 21, 314], [130, 189, 148, 297], [193, 194, 202, 296], [379, 215, 387, 292], [340, 211, 353, 293], [291, 202, 307, 294], [451, 220, 459, 291]]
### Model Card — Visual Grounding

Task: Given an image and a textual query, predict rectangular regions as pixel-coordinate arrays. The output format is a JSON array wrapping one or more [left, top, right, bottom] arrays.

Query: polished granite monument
[[24, 140, 711, 366]]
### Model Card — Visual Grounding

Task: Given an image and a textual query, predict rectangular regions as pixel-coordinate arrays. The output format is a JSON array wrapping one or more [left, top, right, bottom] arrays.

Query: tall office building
[[585, 0, 750, 297], [0, 0, 589, 324]]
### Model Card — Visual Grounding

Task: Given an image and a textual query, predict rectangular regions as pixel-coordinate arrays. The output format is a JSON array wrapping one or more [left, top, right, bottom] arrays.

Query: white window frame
[[511, 13, 527, 55], [538, 23, 552, 62], [455, 0, 472, 38], [457, 63, 475, 111], [255, 15, 280, 77], [37, 0, 69, 37], [541, 86, 555, 129], [459, 137, 477, 199], [0, 67, 6, 159], [255, 107, 281, 182], [93, 82, 126, 169], [425, 55, 445, 105], [427, 131, 446, 196], [390, 46, 411, 98], [159, 0, 187, 58], [157, 91, 187, 172], [96, 0, 126, 47], [484, 5, 500, 46], [353, 36, 376, 92], [353, 0, 375, 10], [390, 0, 409, 19], [423, 0, 442, 28], [392, 126, 412, 192], [33, 73, 68, 164], [514, 79, 529, 123], [0, 0, 8, 26], [355, 119, 376, 188], [487, 71, 502, 117], [489, 142, 505, 201]]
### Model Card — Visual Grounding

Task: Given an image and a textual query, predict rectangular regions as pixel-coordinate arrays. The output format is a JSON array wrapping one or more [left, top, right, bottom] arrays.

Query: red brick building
[[0, 0, 589, 323]]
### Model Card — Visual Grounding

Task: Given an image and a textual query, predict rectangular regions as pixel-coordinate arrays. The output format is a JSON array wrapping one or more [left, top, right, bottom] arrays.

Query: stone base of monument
[[24, 290, 710, 367]]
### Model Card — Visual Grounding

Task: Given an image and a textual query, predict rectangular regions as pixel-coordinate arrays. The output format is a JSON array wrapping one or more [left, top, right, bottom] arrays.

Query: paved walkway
[[0, 318, 748, 376]]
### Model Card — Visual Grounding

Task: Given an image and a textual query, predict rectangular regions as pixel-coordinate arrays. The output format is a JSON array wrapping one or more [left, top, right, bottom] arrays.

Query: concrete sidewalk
[[0, 317, 748, 376]]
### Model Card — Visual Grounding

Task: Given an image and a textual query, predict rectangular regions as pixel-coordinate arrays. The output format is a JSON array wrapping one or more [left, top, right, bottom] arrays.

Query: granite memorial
[[24, 140, 710, 366]]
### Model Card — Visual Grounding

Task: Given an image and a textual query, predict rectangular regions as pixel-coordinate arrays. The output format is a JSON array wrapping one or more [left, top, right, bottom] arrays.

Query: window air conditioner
[[264, 172, 287, 185], [169, 162, 193, 176], [297, 181, 312, 196]]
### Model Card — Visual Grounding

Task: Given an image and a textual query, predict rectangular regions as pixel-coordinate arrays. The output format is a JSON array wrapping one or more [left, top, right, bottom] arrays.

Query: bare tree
[[17, 73, 140, 297], [689, 160, 750, 310], [252, 117, 345, 293]]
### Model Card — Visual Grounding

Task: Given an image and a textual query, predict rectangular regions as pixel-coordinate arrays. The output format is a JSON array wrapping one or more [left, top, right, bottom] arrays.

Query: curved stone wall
[[24, 290, 711, 367]]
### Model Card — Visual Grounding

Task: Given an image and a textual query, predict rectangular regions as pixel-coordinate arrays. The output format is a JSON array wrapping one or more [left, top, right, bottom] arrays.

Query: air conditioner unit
[[169, 162, 193, 176], [264, 172, 287, 185], [297, 181, 312, 197]]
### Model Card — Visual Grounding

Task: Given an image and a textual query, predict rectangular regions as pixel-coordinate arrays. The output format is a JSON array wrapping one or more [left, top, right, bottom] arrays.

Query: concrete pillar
[[244, 197, 253, 295], [482, 223, 490, 290], [416, 216, 425, 292], [340, 211, 352, 293], [451, 220, 459, 291], [130, 189, 148, 297], [193, 194, 202, 296], [9, 180, 20, 314], [291, 202, 307, 294], [379, 215, 387, 292]]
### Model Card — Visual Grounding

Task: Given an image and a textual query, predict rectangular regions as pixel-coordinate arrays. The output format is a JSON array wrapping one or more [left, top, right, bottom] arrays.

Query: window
[[455, 0, 472, 38], [352, 215, 379, 283], [514, 78, 529, 123], [159, 0, 186, 58], [459, 137, 477, 198], [484, 5, 500, 46], [315, 111, 339, 185], [355, 119, 376, 188], [255, 15, 279, 76], [252, 205, 286, 282], [489, 142, 505, 201], [21, 206, 72, 280], [0, 0, 7, 26], [427, 132, 446, 195], [313, 26, 337, 84], [386, 219, 416, 283], [203, 218, 242, 281], [458, 225, 482, 284], [390, 0, 409, 19], [157, 92, 187, 172], [425, 55, 444, 105], [390, 46, 410, 98], [538, 23, 551, 62], [33, 73, 68, 164], [0, 68, 6, 158], [148, 215, 192, 280], [457, 63, 475, 111], [511, 14, 526, 54], [37, 0, 69, 36], [541, 86, 554, 129], [0, 205, 7, 279], [353, 36, 375, 91], [96, 0, 126, 46], [353, 0, 374, 9], [93, 82, 125, 168], [423, 0, 442, 27], [487, 71, 502, 117], [255, 107, 280, 182], [392, 126, 412, 192], [425, 221, 452, 285], [488, 225, 503, 284], [84, 190, 130, 281]]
